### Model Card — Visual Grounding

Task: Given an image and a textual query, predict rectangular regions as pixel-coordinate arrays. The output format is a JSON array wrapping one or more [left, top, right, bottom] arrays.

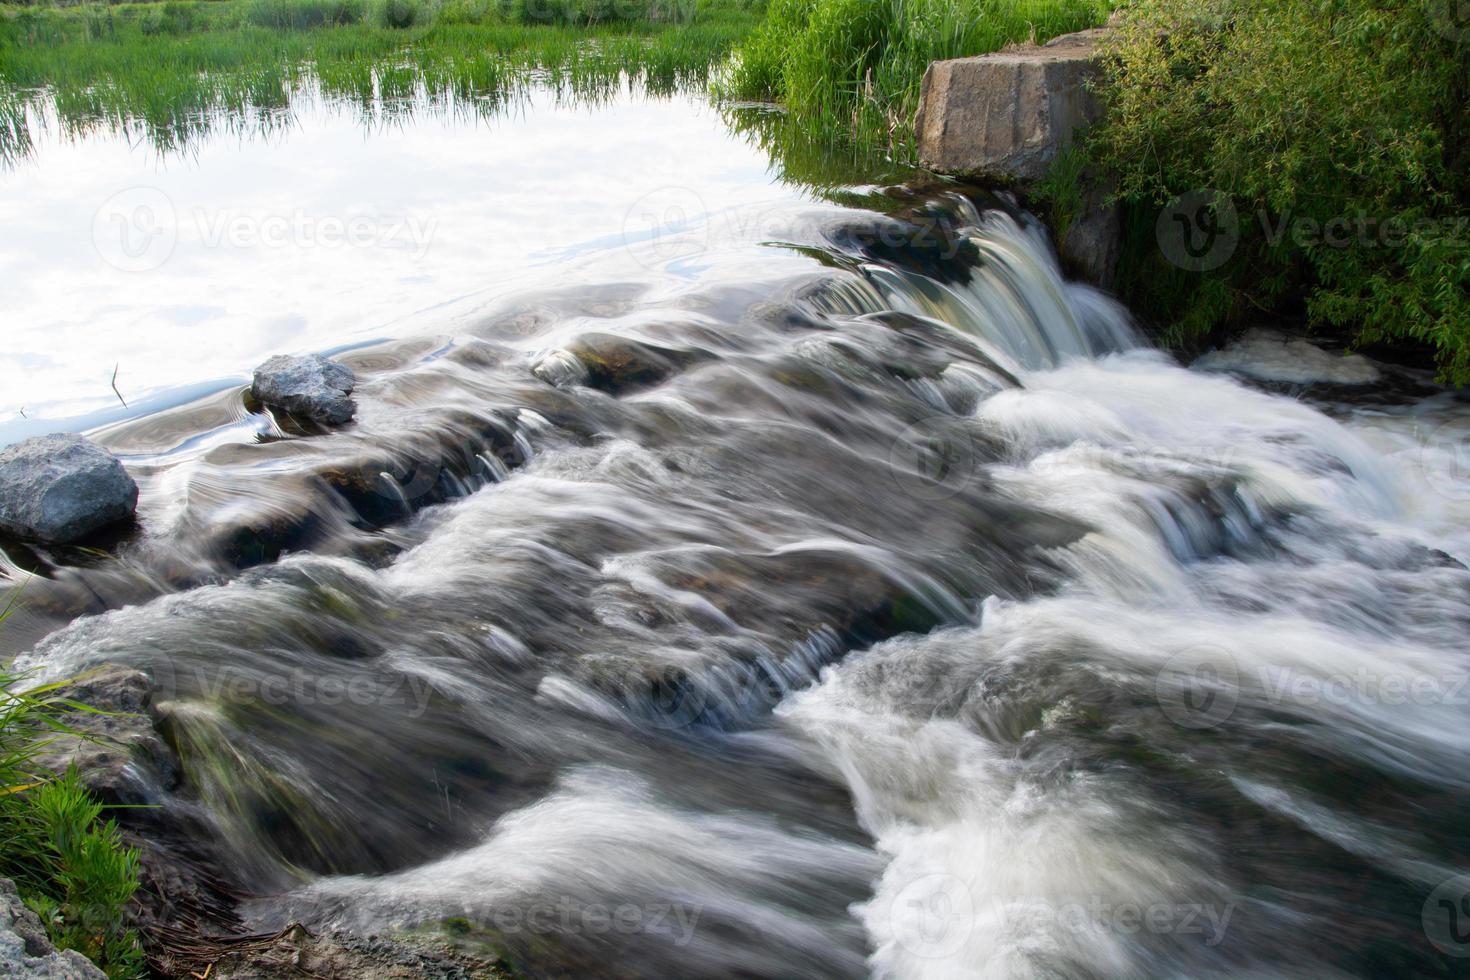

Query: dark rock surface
[[201, 925, 513, 980], [251, 354, 357, 425], [33, 666, 179, 808]]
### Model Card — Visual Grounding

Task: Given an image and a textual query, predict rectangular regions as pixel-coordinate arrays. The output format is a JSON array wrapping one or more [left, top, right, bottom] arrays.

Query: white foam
[[1194, 329, 1381, 385]]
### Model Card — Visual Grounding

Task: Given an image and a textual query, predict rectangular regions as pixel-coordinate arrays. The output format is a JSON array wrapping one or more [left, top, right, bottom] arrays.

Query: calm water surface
[[1, 85, 808, 441]]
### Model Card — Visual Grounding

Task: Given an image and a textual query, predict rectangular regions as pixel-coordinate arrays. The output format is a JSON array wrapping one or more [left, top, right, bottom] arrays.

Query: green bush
[[499, 0, 684, 26], [139, 2, 200, 36], [373, 0, 426, 27], [1093, 0, 1470, 378], [243, 0, 367, 29], [435, 0, 492, 22]]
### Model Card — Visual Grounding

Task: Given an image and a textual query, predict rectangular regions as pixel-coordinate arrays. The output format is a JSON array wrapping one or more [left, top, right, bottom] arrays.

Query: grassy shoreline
[[1, 0, 1117, 172], [721, 0, 1113, 163], [0, 0, 762, 162]]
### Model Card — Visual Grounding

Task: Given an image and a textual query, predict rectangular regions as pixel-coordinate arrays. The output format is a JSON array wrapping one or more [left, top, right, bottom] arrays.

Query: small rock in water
[[0, 433, 138, 544], [251, 353, 357, 424], [567, 333, 693, 395], [531, 348, 590, 389]]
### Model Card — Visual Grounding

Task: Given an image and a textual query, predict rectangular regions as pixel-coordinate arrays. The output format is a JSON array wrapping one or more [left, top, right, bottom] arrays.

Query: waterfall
[[10, 189, 1470, 979]]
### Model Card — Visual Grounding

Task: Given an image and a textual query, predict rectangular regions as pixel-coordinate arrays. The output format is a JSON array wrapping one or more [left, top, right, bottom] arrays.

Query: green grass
[[0, 592, 144, 978], [0, 0, 761, 163], [3, 0, 1111, 179], [721, 0, 1114, 164], [6, 771, 146, 978]]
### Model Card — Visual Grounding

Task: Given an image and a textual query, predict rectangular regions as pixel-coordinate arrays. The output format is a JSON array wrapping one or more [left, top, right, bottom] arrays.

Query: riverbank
[[1090, 0, 1469, 384], [719, 0, 1114, 175], [0, 0, 761, 163], [899, 0, 1469, 382]]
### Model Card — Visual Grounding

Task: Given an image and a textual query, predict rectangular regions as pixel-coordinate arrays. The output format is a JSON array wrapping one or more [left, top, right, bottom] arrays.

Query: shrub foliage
[[1094, 0, 1470, 377]]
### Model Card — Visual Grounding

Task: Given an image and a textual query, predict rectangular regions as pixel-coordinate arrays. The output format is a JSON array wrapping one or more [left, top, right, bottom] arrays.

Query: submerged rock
[[0, 878, 106, 979], [0, 433, 138, 544], [530, 348, 591, 389], [251, 354, 357, 425], [560, 334, 703, 395], [33, 666, 179, 808]]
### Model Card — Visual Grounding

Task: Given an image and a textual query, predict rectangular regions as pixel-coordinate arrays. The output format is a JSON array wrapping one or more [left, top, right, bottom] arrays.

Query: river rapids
[[7, 190, 1470, 979]]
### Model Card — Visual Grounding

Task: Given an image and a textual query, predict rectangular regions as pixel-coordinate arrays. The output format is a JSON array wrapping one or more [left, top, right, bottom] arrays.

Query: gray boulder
[[0, 877, 106, 979], [915, 28, 1108, 181], [0, 434, 138, 544], [251, 354, 357, 425]]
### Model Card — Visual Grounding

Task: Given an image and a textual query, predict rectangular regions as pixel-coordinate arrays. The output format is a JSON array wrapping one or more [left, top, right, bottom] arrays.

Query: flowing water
[[5, 82, 1470, 979]]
